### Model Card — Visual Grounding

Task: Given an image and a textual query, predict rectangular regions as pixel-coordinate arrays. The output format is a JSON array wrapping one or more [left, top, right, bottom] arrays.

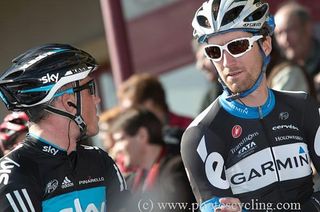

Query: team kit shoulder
[[272, 89, 309, 101], [0, 151, 41, 211]]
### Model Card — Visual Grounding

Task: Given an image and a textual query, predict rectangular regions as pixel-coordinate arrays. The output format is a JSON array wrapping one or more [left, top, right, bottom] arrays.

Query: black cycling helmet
[[0, 43, 97, 110], [0, 44, 98, 139]]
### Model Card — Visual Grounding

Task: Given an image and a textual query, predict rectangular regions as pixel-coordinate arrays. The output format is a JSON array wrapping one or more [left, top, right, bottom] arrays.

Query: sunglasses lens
[[205, 46, 221, 60], [228, 39, 250, 55]]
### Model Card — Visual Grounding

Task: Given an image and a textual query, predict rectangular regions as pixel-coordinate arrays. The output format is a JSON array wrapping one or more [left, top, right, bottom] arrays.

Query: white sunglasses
[[204, 35, 263, 62]]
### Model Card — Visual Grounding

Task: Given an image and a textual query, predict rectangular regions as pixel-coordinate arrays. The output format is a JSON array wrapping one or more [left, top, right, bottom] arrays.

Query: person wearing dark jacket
[[111, 107, 195, 211]]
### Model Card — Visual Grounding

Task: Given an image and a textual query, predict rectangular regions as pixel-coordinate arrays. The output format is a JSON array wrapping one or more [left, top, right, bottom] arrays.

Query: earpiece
[[67, 102, 77, 109]]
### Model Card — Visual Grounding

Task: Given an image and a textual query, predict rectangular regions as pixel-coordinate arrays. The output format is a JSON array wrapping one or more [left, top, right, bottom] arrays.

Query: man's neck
[[29, 119, 79, 154], [141, 145, 163, 170], [238, 79, 269, 107]]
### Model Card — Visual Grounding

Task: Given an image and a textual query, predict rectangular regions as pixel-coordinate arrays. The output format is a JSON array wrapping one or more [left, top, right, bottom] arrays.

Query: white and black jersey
[[181, 89, 320, 211], [0, 133, 129, 211]]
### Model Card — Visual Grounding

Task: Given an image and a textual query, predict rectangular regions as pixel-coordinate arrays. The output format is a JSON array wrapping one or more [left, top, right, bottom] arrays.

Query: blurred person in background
[[266, 37, 316, 98], [192, 39, 223, 112], [99, 106, 122, 152], [274, 1, 320, 98], [0, 112, 29, 157], [98, 106, 135, 177], [111, 107, 195, 211], [118, 73, 192, 130]]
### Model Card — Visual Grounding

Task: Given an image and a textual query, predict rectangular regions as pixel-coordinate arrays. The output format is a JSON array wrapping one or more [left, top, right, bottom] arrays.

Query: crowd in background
[[0, 0, 320, 211]]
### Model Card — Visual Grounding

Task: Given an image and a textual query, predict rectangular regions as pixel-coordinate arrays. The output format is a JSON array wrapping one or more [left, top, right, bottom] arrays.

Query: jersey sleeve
[[102, 151, 131, 212], [0, 156, 41, 212], [303, 95, 320, 172], [181, 125, 233, 211]]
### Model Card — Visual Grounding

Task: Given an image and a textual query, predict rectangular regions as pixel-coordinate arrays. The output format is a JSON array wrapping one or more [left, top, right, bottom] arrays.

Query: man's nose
[[222, 50, 237, 68]]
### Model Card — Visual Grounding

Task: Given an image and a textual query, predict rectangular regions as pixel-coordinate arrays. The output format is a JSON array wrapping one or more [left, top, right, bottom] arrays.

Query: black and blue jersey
[[0, 133, 129, 211], [181, 89, 320, 211]]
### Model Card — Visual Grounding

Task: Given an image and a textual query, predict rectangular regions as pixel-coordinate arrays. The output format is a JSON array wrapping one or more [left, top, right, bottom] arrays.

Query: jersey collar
[[219, 89, 275, 119], [26, 132, 67, 156]]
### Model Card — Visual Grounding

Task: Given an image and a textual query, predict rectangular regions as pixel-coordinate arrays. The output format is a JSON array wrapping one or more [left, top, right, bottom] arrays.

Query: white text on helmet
[[40, 73, 59, 84]]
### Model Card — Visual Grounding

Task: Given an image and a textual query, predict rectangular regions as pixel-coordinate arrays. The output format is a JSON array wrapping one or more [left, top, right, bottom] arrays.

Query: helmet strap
[[44, 80, 88, 140]]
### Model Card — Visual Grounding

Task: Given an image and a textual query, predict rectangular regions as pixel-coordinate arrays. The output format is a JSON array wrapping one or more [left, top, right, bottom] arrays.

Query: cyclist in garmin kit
[[181, 0, 320, 211], [0, 44, 129, 211]]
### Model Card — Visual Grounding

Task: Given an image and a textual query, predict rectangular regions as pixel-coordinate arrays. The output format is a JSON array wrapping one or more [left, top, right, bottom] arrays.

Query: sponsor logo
[[232, 125, 242, 138], [228, 104, 249, 115], [238, 141, 257, 156], [45, 179, 59, 194], [243, 23, 261, 27], [230, 152, 309, 185], [272, 124, 299, 131], [279, 112, 289, 120], [197, 137, 230, 189], [61, 176, 74, 189], [79, 177, 104, 185], [0, 157, 20, 185], [275, 135, 303, 142], [42, 145, 59, 155], [63, 199, 105, 212], [40, 73, 59, 84], [231, 132, 259, 154], [81, 145, 99, 150]]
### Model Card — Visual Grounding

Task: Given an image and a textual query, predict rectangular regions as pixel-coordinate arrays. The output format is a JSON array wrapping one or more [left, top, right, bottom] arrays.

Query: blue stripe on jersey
[[42, 186, 106, 211], [219, 89, 275, 119], [28, 133, 66, 151]]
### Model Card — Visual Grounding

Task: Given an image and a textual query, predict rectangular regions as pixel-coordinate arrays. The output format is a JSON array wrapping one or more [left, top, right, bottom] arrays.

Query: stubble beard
[[225, 73, 256, 94]]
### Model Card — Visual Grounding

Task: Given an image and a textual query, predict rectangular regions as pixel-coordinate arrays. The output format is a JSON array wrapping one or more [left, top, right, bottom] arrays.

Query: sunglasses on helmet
[[204, 35, 263, 62]]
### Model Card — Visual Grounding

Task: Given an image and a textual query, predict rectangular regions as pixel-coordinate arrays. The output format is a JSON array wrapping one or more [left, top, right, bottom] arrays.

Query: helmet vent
[[197, 15, 211, 28], [244, 4, 268, 22], [221, 6, 244, 26], [212, 0, 221, 20], [5, 70, 24, 80]]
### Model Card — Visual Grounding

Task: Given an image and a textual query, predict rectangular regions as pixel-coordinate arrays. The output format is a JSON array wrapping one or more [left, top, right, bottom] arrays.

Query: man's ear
[[61, 94, 77, 113], [262, 36, 272, 56]]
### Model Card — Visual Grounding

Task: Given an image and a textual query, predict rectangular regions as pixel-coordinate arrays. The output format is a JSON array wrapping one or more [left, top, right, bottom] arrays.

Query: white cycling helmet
[[192, 0, 275, 43]]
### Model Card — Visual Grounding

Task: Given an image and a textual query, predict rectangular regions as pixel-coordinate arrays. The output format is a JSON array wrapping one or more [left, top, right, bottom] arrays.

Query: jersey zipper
[[258, 106, 285, 200]]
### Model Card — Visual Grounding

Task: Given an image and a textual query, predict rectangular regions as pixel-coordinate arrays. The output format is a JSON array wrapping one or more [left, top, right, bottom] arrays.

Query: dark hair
[[119, 73, 169, 112], [111, 107, 165, 146]]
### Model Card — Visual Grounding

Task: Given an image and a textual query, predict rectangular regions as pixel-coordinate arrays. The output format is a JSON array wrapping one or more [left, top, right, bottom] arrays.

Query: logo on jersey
[[0, 157, 20, 185], [272, 124, 299, 131], [45, 179, 59, 194], [79, 177, 104, 185], [237, 141, 257, 157], [61, 176, 74, 189], [231, 132, 259, 155], [226, 143, 311, 194], [42, 145, 59, 155], [275, 135, 303, 142], [232, 125, 242, 138], [197, 137, 230, 189], [279, 112, 289, 120], [42, 186, 106, 211]]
